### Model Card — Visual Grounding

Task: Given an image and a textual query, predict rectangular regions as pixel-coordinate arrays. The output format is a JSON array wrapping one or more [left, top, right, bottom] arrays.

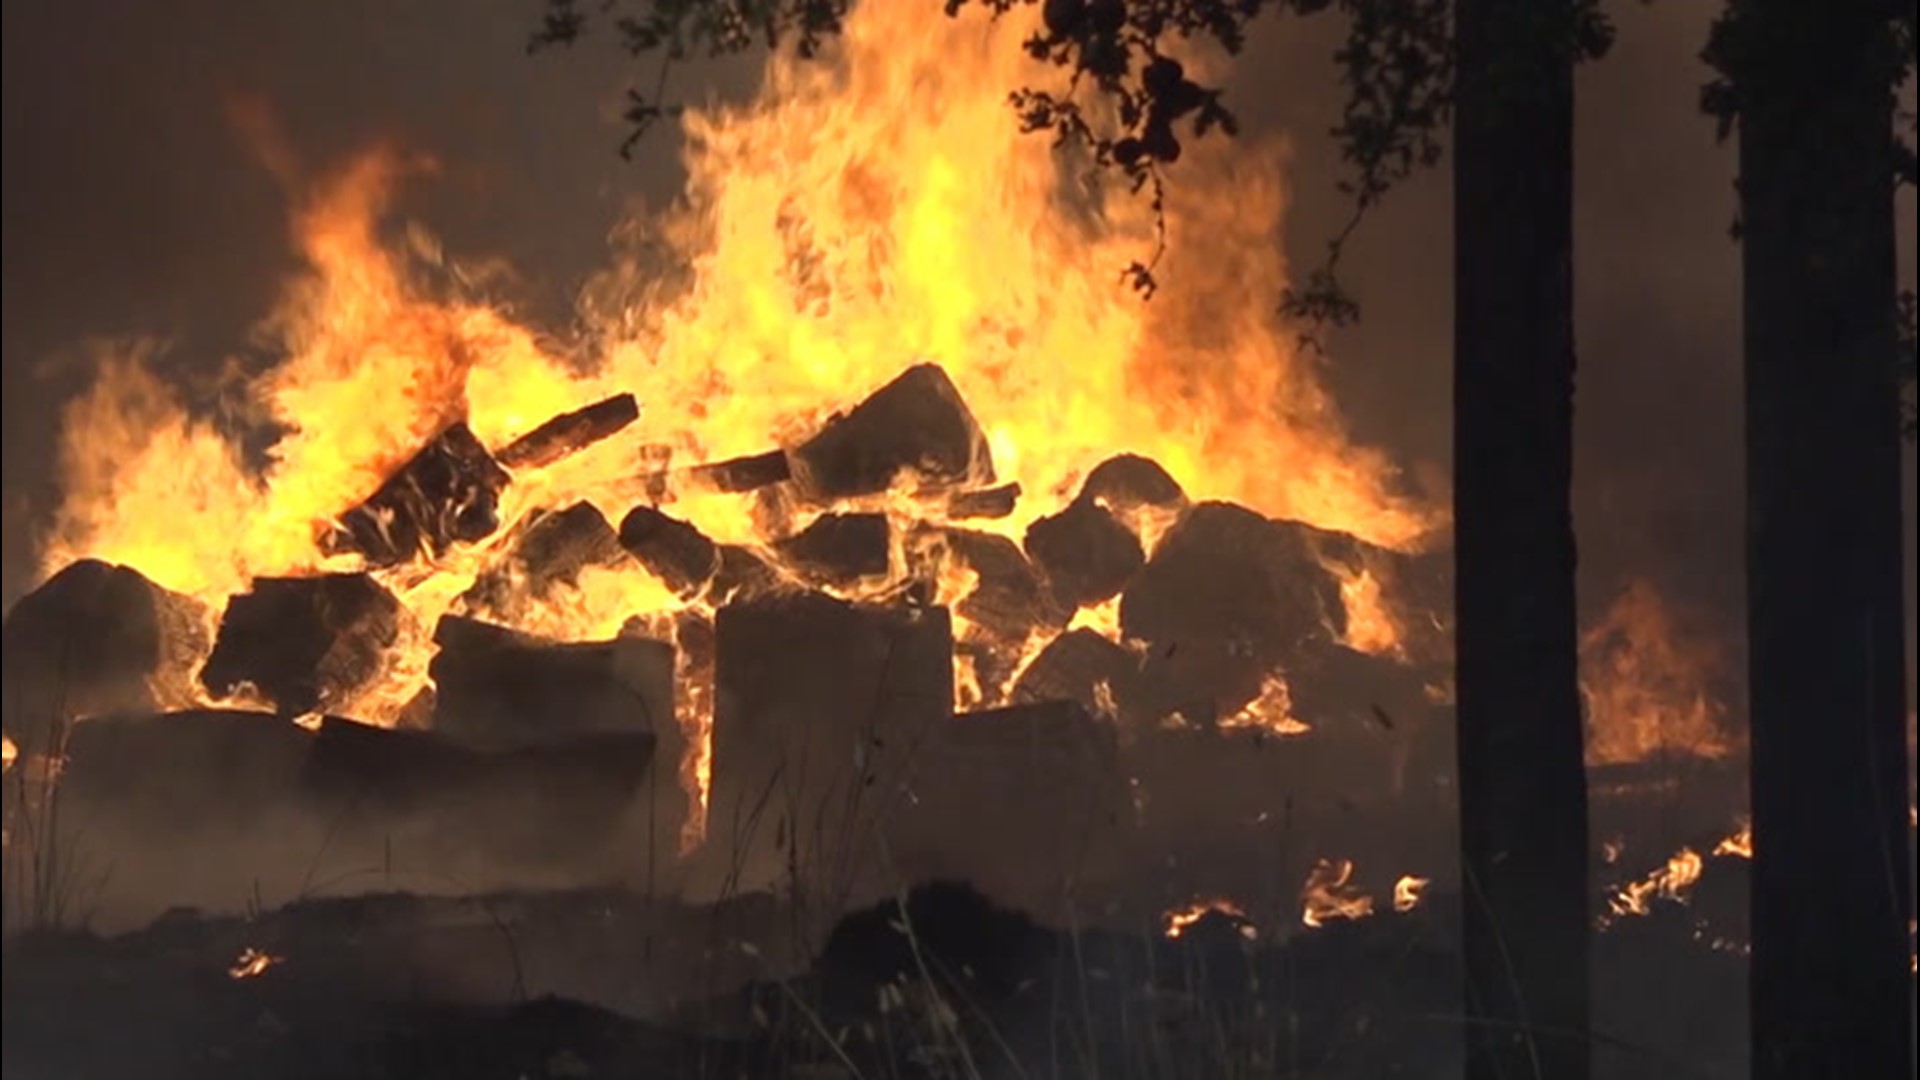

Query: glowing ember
[[1162, 897, 1256, 940], [227, 947, 282, 980], [1581, 580, 1737, 766], [31, 3, 1441, 849], [1392, 875, 1431, 913], [1301, 858, 1375, 928], [1, 733, 16, 773]]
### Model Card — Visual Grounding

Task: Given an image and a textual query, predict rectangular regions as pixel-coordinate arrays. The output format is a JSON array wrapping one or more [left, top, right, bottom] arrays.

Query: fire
[[1580, 580, 1737, 766], [32, 3, 1440, 848], [1221, 675, 1312, 737], [1606, 846, 1705, 920], [227, 946, 282, 980], [1392, 874, 1430, 913], [1336, 567, 1403, 657], [1, 734, 15, 773], [1162, 897, 1256, 940], [1301, 857, 1375, 928], [1712, 817, 1753, 859]]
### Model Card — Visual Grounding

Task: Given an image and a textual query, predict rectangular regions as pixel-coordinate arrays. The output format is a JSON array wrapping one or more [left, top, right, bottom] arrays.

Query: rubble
[[1024, 498, 1145, 610], [790, 364, 994, 499], [709, 591, 953, 896], [199, 573, 404, 716], [618, 506, 721, 597], [772, 513, 891, 588], [495, 393, 641, 471], [0, 559, 211, 756], [429, 616, 676, 751], [326, 422, 512, 567]]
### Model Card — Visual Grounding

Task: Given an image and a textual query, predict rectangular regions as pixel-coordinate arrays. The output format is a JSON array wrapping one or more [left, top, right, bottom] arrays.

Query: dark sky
[[2, 0, 1914, 674]]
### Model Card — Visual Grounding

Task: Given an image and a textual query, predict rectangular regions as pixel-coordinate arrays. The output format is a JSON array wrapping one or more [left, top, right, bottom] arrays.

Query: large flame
[[33, 3, 1439, 847], [1580, 580, 1738, 765]]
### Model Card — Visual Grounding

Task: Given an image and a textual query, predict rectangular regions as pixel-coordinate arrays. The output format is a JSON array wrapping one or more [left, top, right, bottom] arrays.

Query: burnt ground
[[1, 882, 1746, 1080]]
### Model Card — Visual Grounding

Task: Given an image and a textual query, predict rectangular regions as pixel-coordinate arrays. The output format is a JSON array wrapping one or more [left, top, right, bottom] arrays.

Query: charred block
[[889, 700, 1132, 910], [200, 573, 402, 717], [430, 616, 675, 751], [790, 364, 994, 499], [685, 449, 793, 494], [1010, 628, 1140, 716], [495, 393, 641, 471], [946, 482, 1021, 521], [1024, 498, 1145, 610], [710, 591, 952, 895], [1120, 502, 1346, 724], [58, 709, 312, 831], [1080, 453, 1186, 511], [773, 513, 891, 588], [301, 716, 656, 864], [1, 559, 211, 756], [712, 544, 784, 605], [618, 506, 720, 598], [327, 422, 511, 567]]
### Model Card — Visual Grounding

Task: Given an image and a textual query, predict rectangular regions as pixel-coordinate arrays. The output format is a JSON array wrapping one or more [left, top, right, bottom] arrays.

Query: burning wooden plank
[[494, 392, 641, 471], [325, 422, 511, 567], [617, 506, 720, 597], [936, 528, 1069, 641], [1024, 498, 1146, 611], [429, 616, 676, 752], [685, 449, 793, 493], [709, 591, 953, 896], [790, 363, 995, 500], [199, 573, 405, 716], [463, 501, 631, 619], [772, 512, 891, 588], [946, 482, 1021, 521], [1, 559, 211, 757]]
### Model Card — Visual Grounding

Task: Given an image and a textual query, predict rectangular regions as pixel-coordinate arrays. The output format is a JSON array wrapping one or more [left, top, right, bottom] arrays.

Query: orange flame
[[1301, 857, 1376, 928], [1580, 580, 1737, 766], [1606, 846, 1705, 920], [1162, 897, 1256, 940], [227, 946, 282, 980], [1392, 874, 1430, 913]]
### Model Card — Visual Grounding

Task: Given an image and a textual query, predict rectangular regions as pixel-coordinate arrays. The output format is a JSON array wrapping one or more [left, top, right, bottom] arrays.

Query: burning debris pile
[[3, 358, 1455, 919]]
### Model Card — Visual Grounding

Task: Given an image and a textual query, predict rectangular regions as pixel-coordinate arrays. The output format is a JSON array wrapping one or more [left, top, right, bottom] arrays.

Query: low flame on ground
[[1162, 897, 1257, 940], [1336, 567, 1403, 658], [1, 734, 16, 773], [1301, 858, 1376, 928], [228, 947, 282, 980], [1712, 817, 1753, 859], [1606, 847, 1704, 920], [34, 3, 1442, 847], [1581, 580, 1737, 766], [1392, 875, 1430, 914]]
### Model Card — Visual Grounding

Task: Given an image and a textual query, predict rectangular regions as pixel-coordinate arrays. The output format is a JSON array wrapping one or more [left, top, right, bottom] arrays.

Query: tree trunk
[[1730, 3, 1914, 1076], [1452, 2, 1591, 1078]]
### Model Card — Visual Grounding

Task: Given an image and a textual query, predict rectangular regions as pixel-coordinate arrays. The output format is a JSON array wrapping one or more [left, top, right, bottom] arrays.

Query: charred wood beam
[[496, 393, 641, 471], [200, 573, 404, 716], [326, 423, 511, 568]]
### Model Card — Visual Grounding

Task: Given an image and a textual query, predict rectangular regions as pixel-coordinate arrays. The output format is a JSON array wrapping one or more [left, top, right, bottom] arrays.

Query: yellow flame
[[35, 2, 1444, 849], [227, 946, 282, 980], [1221, 674, 1312, 737], [1607, 846, 1705, 920], [1392, 874, 1430, 913]]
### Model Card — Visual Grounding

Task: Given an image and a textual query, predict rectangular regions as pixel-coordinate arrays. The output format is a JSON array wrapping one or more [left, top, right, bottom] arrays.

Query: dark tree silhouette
[[1450, 3, 1595, 1077], [533, 4, 1610, 1076], [1703, 2, 1916, 1077]]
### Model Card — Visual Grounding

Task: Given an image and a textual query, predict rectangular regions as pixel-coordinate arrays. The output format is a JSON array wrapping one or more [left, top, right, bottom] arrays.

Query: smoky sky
[[2, 0, 1914, 682]]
